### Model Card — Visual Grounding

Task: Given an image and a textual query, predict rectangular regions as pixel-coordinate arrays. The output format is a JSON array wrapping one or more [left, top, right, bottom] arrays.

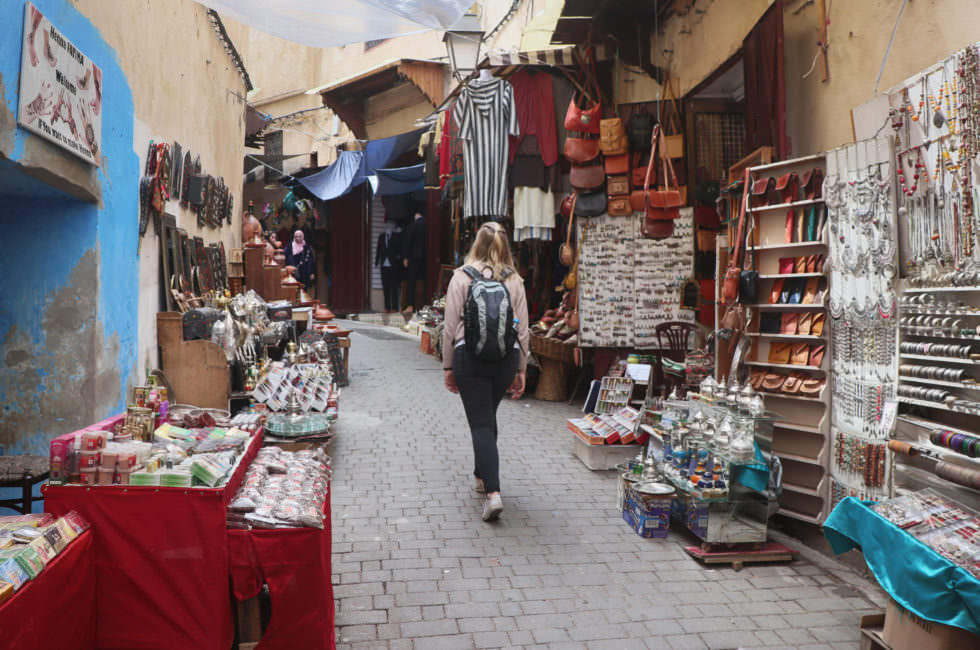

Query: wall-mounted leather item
[[790, 343, 810, 365], [780, 313, 798, 335], [630, 190, 646, 212], [800, 377, 825, 396], [641, 125, 683, 240], [802, 277, 819, 304], [750, 369, 766, 390], [798, 312, 813, 335], [607, 175, 630, 196], [751, 177, 776, 207], [809, 344, 826, 367], [781, 372, 804, 394], [794, 256, 807, 274], [570, 161, 605, 191], [802, 167, 824, 199], [607, 195, 632, 217], [575, 189, 607, 216], [768, 342, 792, 364], [770, 279, 785, 304], [604, 154, 629, 176], [811, 312, 825, 336], [559, 194, 577, 266], [762, 372, 787, 391], [775, 172, 799, 204], [779, 257, 794, 275], [564, 137, 600, 163], [599, 118, 628, 156]]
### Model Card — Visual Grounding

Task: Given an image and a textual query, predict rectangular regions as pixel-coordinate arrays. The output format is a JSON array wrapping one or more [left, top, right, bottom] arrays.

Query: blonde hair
[[464, 222, 516, 281]]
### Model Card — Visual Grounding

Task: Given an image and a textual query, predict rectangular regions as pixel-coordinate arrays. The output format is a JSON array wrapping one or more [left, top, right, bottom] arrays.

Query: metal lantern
[[443, 12, 484, 81]]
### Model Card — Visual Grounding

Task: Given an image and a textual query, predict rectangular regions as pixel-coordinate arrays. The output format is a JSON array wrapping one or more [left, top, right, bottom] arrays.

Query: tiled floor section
[[330, 323, 886, 650]]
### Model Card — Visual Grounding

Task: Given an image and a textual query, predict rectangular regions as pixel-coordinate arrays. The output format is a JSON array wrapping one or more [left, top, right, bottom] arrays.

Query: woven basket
[[531, 334, 575, 363]]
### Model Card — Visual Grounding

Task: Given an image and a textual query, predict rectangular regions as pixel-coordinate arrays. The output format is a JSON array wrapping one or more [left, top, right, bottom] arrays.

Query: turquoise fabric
[[731, 441, 769, 494], [823, 497, 980, 636]]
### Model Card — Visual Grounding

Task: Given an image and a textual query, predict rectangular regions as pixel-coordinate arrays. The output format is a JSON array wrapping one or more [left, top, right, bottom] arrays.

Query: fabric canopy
[[196, 0, 472, 47], [375, 164, 425, 195], [299, 128, 425, 201]]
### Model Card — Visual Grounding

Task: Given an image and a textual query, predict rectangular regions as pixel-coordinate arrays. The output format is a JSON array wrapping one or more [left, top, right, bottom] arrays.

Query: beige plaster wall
[[73, 0, 248, 378], [652, 0, 980, 156]]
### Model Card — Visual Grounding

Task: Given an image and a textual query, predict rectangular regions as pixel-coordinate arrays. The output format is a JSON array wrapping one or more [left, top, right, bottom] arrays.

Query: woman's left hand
[[509, 371, 526, 399]]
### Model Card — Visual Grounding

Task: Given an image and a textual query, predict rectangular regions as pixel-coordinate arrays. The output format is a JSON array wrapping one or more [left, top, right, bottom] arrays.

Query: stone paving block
[[567, 625, 627, 642], [336, 609, 388, 625], [665, 634, 707, 649], [401, 619, 459, 638], [421, 634, 476, 649], [395, 591, 449, 607], [337, 624, 378, 643], [473, 631, 510, 648]]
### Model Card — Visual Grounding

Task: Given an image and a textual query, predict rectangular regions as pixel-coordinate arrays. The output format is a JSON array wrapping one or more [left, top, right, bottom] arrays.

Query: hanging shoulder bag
[[722, 167, 752, 304], [559, 194, 577, 266], [570, 161, 605, 191], [627, 112, 655, 153], [599, 117, 628, 156], [564, 47, 602, 134], [641, 125, 683, 239], [563, 137, 600, 163], [575, 189, 607, 216]]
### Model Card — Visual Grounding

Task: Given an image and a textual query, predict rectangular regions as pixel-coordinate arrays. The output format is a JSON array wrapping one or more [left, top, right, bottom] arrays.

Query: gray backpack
[[462, 266, 517, 362]]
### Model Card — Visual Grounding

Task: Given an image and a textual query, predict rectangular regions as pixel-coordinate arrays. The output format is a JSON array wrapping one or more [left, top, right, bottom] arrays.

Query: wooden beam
[[320, 93, 366, 140], [398, 61, 447, 107]]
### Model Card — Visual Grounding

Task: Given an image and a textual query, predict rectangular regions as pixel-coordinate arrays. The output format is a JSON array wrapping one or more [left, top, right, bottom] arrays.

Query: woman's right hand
[[444, 369, 458, 393]]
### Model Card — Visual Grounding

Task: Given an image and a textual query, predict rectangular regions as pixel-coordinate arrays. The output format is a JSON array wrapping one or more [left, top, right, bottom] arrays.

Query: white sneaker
[[473, 477, 486, 494], [482, 493, 503, 521]]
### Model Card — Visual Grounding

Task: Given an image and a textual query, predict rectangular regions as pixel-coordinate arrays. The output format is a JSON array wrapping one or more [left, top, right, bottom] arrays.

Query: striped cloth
[[453, 78, 519, 218]]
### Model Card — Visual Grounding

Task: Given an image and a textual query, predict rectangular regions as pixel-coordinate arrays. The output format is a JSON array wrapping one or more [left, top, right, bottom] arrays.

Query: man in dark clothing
[[375, 226, 403, 312], [402, 209, 426, 312]]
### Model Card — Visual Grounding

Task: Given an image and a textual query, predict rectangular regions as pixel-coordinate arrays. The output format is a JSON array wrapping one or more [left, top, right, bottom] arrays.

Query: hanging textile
[[508, 69, 559, 167], [375, 164, 425, 196], [453, 78, 519, 218], [742, 0, 788, 158], [513, 187, 555, 241]]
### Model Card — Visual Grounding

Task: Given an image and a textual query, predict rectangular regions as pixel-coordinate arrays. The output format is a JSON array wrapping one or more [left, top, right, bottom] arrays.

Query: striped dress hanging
[[453, 78, 519, 219]]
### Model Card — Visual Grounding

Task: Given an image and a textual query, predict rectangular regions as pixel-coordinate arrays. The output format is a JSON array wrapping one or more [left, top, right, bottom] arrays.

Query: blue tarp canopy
[[299, 128, 424, 201], [375, 164, 425, 196]]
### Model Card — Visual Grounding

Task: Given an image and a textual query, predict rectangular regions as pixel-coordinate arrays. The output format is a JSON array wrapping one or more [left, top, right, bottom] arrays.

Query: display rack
[[741, 153, 831, 524]]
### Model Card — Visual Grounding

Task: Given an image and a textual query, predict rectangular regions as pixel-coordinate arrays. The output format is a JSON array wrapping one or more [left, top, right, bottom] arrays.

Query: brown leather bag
[[768, 342, 792, 364], [607, 176, 630, 196], [564, 47, 602, 134], [570, 162, 605, 191], [607, 195, 631, 217], [631, 153, 648, 189], [564, 137, 600, 163], [559, 194, 577, 266], [604, 154, 628, 176], [600, 118, 628, 155], [641, 125, 683, 239], [722, 167, 752, 304]]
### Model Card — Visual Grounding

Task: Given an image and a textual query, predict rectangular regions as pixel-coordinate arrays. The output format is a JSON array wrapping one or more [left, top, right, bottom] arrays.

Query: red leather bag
[[570, 162, 605, 191], [563, 137, 600, 163], [607, 195, 632, 217], [604, 154, 628, 176], [641, 126, 683, 239], [564, 47, 602, 134]]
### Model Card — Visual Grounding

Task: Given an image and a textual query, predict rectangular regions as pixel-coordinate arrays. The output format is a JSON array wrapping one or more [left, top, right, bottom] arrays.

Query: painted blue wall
[[0, 0, 139, 458]]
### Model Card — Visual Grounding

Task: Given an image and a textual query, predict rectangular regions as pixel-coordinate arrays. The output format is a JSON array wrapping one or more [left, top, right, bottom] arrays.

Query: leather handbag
[[631, 153, 648, 189], [575, 189, 607, 216], [812, 312, 825, 336], [770, 278, 785, 304], [564, 137, 600, 163], [780, 313, 798, 335], [627, 112, 655, 152], [779, 257, 795, 275], [738, 243, 759, 304], [559, 194, 575, 218], [782, 372, 804, 394], [798, 312, 813, 335], [607, 176, 630, 196], [802, 277, 820, 304], [570, 161, 605, 191], [776, 172, 799, 204], [803, 167, 824, 199], [600, 118, 628, 156], [751, 177, 776, 207], [791, 343, 810, 365], [607, 195, 632, 217], [794, 256, 807, 274], [768, 342, 792, 364], [750, 369, 766, 390], [641, 125, 683, 240], [604, 154, 629, 176], [560, 194, 577, 266], [630, 189, 646, 212], [722, 166, 752, 304], [564, 47, 602, 134], [800, 377, 825, 396], [809, 344, 826, 367]]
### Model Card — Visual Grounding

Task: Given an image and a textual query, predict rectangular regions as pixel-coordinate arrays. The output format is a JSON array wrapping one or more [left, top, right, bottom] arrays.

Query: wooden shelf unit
[[740, 153, 831, 524]]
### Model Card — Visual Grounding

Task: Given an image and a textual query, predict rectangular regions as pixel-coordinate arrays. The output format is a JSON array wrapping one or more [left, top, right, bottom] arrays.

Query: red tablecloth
[[42, 433, 262, 650], [0, 530, 96, 650], [228, 491, 335, 650]]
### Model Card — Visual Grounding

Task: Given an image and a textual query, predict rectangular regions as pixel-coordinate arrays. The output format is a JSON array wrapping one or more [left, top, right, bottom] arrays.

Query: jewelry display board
[[885, 42, 980, 505], [577, 210, 695, 349], [824, 140, 900, 508], [738, 154, 832, 524]]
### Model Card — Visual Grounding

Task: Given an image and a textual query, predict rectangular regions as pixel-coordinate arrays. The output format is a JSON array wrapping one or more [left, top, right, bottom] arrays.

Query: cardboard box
[[571, 435, 640, 470], [882, 598, 978, 650]]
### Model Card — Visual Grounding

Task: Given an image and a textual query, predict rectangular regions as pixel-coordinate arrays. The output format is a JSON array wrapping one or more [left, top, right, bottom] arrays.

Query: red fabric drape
[[508, 69, 559, 167], [743, 1, 788, 159], [0, 530, 96, 650], [327, 185, 368, 312], [228, 494, 335, 650], [42, 433, 261, 650]]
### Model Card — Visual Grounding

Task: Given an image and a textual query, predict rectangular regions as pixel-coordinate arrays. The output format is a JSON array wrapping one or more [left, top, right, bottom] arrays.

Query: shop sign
[[17, 2, 102, 165]]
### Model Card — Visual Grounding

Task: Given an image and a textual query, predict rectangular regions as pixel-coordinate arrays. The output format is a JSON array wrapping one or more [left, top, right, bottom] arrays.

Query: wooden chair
[[655, 321, 706, 397]]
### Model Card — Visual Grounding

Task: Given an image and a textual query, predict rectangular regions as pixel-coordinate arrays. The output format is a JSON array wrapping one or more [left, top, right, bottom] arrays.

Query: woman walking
[[442, 222, 528, 521], [285, 229, 315, 291]]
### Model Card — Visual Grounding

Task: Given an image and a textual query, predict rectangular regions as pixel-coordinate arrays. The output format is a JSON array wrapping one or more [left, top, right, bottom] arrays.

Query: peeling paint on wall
[[0, 73, 14, 158]]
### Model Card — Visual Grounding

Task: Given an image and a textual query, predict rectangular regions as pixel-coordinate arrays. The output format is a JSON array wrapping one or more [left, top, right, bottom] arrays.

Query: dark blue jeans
[[453, 346, 519, 494]]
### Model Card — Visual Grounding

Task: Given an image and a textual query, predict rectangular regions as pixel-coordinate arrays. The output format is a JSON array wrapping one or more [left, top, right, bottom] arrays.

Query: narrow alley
[[330, 324, 885, 650]]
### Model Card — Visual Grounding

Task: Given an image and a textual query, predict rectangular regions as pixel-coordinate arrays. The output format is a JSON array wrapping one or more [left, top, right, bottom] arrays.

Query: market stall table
[[42, 431, 262, 650], [0, 530, 95, 650]]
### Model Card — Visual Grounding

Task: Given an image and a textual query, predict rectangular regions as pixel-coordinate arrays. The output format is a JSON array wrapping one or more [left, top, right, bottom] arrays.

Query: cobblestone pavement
[[330, 324, 885, 650]]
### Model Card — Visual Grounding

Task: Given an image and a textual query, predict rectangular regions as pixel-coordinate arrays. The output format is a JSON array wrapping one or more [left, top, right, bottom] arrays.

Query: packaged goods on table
[[251, 362, 338, 416], [0, 511, 89, 594], [227, 447, 331, 530]]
